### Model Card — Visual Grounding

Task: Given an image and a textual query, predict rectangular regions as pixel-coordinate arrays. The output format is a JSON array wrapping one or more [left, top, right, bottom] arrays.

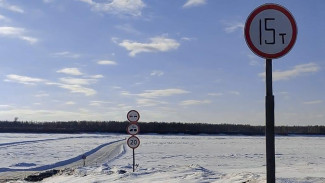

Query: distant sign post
[[245, 4, 297, 183], [126, 110, 141, 172]]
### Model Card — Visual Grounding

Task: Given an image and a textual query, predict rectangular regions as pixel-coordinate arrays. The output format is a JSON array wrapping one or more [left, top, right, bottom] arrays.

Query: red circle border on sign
[[127, 110, 140, 123], [244, 4, 297, 59], [127, 135, 140, 149]]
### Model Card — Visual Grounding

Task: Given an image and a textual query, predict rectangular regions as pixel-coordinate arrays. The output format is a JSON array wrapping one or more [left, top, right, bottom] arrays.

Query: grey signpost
[[126, 110, 140, 172], [244, 4, 297, 183]]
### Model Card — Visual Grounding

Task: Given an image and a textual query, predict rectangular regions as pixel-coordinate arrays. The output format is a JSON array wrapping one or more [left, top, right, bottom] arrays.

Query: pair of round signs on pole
[[126, 110, 140, 149]]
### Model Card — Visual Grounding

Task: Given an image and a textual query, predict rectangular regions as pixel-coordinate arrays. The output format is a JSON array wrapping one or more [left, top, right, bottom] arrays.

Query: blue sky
[[0, 0, 324, 125]]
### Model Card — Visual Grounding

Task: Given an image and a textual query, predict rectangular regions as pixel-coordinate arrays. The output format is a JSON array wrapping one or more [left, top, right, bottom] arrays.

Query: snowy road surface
[[0, 134, 126, 181], [0, 134, 324, 183]]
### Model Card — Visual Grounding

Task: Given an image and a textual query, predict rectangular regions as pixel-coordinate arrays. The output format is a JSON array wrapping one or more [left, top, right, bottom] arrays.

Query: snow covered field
[[0, 133, 324, 183]]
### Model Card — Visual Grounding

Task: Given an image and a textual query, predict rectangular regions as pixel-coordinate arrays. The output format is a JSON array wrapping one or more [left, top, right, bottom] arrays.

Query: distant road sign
[[127, 110, 140, 123], [127, 136, 140, 149], [244, 3, 297, 59], [127, 123, 140, 135]]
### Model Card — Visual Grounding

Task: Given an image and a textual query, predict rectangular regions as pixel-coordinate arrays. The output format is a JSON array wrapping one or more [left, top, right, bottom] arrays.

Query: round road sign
[[127, 136, 140, 149], [244, 4, 297, 59], [127, 123, 140, 135], [127, 110, 140, 123]]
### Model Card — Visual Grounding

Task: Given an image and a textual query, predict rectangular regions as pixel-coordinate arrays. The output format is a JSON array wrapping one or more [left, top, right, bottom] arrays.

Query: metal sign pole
[[133, 148, 135, 172], [265, 58, 275, 182]]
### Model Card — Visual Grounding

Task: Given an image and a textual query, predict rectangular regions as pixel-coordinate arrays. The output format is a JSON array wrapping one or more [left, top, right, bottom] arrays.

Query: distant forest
[[0, 121, 324, 135]]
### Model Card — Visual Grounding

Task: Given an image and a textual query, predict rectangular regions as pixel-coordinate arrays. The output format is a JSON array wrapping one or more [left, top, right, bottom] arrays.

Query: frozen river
[[0, 133, 324, 182]]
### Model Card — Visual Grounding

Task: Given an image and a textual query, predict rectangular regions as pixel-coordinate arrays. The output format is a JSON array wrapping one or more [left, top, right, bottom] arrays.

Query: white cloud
[[136, 98, 167, 107], [65, 101, 76, 105], [229, 91, 240, 95], [21, 36, 38, 44], [118, 36, 180, 57], [112, 86, 122, 89], [208, 92, 223, 97], [277, 91, 290, 100], [0, 104, 12, 108], [116, 103, 133, 110], [57, 68, 83, 76], [97, 60, 117, 65], [55, 67, 102, 96], [122, 89, 190, 98], [43, 0, 54, 3], [247, 54, 260, 66], [150, 70, 164, 77], [115, 24, 141, 35], [137, 89, 189, 98], [183, 0, 206, 8], [0, 26, 24, 35], [224, 22, 244, 33], [0, 0, 24, 13], [59, 77, 95, 85], [0, 108, 103, 121], [0, 26, 38, 44], [111, 37, 119, 44], [121, 91, 130, 95], [181, 37, 195, 41], [258, 63, 320, 81], [90, 101, 111, 106], [5, 72, 99, 96], [79, 0, 146, 17], [0, 14, 9, 22], [5, 74, 45, 85], [90, 101, 101, 106], [34, 92, 49, 97], [180, 99, 211, 106], [90, 75, 104, 79], [53, 73, 102, 96], [303, 100, 323, 105], [46, 82, 97, 96], [52, 51, 81, 59], [59, 85, 96, 96], [278, 91, 289, 95]]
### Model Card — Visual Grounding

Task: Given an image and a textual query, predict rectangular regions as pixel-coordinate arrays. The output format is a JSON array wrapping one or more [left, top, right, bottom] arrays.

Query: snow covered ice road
[[0, 134, 126, 181]]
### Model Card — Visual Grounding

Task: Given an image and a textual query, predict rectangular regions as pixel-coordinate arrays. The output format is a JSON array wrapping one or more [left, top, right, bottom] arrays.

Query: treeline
[[0, 121, 324, 135]]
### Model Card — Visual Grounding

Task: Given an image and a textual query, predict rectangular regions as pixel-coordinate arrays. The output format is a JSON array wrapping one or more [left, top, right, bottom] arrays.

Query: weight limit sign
[[244, 4, 297, 59]]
